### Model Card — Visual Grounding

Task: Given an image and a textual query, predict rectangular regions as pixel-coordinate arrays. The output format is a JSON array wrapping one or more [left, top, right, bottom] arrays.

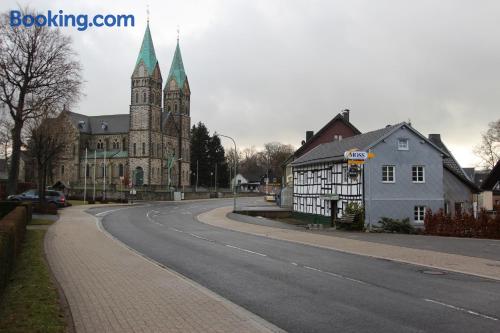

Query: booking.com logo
[[9, 10, 135, 31]]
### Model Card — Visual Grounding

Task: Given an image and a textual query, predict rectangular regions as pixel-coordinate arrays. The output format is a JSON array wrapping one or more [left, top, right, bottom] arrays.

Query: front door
[[135, 167, 144, 186], [331, 200, 338, 227]]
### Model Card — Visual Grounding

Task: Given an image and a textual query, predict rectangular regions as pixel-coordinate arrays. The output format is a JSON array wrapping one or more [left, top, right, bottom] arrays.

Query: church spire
[[135, 22, 158, 76], [167, 38, 187, 89]]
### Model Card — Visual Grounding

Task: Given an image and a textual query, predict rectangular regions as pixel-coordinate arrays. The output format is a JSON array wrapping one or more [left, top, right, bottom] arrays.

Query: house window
[[142, 142, 146, 155], [133, 143, 136, 155], [382, 165, 395, 183], [455, 202, 463, 215], [327, 169, 332, 183], [414, 206, 425, 223], [444, 201, 449, 215], [334, 135, 343, 141], [398, 138, 409, 150], [412, 166, 425, 183], [342, 166, 348, 182]]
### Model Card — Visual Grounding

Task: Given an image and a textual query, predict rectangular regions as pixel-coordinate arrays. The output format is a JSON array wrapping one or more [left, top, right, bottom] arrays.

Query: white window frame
[[382, 165, 395, 183], [412, 165, 425, 183], [342, 166, 348, 183], [398, 138, 409, 151], [414, 206, 426, 223]]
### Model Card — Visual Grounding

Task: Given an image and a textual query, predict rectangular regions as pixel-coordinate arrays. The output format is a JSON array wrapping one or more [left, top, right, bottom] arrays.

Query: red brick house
[[280, 109, 361, 207]]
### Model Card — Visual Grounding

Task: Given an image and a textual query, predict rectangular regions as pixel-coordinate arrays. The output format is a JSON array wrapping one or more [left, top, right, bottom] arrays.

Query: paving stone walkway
[[45, 205, 280, 333], [198, 206, 500, 281]]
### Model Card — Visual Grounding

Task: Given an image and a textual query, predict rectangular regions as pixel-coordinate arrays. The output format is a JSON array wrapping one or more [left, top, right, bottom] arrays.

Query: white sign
[[344, 151, 368, 160]]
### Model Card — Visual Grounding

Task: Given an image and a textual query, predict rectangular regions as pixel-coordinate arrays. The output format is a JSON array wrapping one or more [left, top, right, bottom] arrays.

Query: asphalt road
[[90, 199, 500, 333]]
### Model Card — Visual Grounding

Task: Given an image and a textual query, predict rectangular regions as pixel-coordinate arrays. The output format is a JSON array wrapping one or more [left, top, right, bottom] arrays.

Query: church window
[[143, 92, 147, 103], [119, 164, 124, 177], [133, 143, 136, 155], [142, 142, 146, 155], [167, 105, 171, 112], [157, 143, 161, 157], [135, 92, 138, 104], [122, 138, 126, 151], [61, 165, 65, 176], [174, 104, 178, 112], [152, 167, 155, 177], [97, 140, 103, 150], [86, 164, 90, 177]]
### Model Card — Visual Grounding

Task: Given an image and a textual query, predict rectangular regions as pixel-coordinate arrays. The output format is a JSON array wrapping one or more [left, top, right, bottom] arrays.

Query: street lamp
[[214, 132, 237, 212]]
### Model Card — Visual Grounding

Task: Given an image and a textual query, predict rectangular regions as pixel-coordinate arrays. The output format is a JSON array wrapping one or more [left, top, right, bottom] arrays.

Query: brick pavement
[[45, 205, 282, 333], [198, 206, 500, 281]]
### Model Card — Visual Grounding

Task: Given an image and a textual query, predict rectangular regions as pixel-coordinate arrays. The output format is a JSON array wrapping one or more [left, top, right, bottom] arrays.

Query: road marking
[[188, 233, 210, 241], [424, 299, 499, 321], [171, 228, 185, 233], [225, 245, 267, 257], [291, 262, 298, 266], [304, 266, 323, 272], [95, 207, 131, 216]]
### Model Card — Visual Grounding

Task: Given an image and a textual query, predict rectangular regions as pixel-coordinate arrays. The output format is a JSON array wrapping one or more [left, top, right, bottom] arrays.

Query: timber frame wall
[[293, 161, 364, 220]]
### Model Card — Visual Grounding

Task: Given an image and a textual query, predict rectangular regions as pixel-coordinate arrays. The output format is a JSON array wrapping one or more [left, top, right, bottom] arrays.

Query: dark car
[[8, 189, 66, 207]]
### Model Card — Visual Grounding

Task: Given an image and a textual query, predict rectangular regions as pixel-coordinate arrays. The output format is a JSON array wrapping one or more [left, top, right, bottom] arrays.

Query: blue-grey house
[[290, 122, 451, 227]]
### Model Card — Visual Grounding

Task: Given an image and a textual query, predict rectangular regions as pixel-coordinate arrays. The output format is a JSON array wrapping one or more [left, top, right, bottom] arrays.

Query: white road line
[[95, 207, 130, 216], [225, 245, 267, 257], [304, 266, 323, 272], [188, 233, 210, 241], [424, 299, 499, 321], [291, 262, 298, 266], [171, 228, 185, 233]]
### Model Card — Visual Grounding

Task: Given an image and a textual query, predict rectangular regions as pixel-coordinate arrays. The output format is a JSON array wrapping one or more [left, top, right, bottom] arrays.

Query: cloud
[[2, 0, 498, 166]]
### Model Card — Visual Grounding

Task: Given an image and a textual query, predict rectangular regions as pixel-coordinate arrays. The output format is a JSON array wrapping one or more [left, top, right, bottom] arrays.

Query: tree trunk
[[7, 121, 23, 195]]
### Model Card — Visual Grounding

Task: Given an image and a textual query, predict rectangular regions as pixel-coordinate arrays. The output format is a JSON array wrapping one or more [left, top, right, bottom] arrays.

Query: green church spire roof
[[167, 40, 187, 89], [135, 23, 158, 75]]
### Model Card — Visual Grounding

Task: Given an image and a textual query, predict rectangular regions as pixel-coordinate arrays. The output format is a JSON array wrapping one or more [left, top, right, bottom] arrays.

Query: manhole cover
[[420, 270, 446, 275]]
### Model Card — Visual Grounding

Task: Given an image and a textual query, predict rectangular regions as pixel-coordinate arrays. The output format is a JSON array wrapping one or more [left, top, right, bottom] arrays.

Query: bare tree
[[474, 119, 500, 169], [0, 109, 12, 159], [0, 8, 82, 195], [26, 114, 66, 206]]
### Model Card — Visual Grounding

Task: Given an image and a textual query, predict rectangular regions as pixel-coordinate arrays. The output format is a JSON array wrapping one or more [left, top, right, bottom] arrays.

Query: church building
[[51, 22, 191, 189]]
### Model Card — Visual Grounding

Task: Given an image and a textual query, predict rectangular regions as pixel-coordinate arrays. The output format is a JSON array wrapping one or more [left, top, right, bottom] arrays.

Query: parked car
[[7, 189, 67, 207]]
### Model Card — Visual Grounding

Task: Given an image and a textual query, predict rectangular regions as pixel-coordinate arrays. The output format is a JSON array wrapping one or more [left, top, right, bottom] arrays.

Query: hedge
[[0, 203, 30, 296], [424, 209, 500, 239]]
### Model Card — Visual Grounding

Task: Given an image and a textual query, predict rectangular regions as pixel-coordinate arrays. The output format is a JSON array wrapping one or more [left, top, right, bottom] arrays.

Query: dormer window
[[78, 120, 85, 129], [101, 121, 108, 131], [398, 138, 409, 150]]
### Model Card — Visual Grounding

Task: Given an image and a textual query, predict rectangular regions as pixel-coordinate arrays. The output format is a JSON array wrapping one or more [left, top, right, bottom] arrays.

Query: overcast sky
[[3, 0, 499, 167]]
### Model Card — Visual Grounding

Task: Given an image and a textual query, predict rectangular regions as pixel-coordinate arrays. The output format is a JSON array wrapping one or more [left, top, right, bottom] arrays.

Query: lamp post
[[215, 132, 237, 212]]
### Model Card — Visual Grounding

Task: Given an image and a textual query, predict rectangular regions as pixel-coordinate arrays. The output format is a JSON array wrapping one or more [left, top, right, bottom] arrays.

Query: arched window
[[143, 92, 146, 103], [174, 104, 178, 112], [61, 165, 65, 176], [86, 164, 90, 177], [133, 143, 136, 155], [167, 105, 171, 112], [119, 164, 124, 177], [122, 138, 126, 151], [135, 92, 138, 104], [157, 143, 161, 157], [142, 142, 146, 155]]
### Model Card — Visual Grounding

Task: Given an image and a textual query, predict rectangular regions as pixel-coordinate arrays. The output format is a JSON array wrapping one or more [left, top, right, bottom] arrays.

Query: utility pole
[[215, 133, 238, 212]]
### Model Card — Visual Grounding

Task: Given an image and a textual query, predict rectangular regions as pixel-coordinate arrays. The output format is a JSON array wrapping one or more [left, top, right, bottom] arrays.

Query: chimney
[[428, 134, 441, 143], [306, 131, 314, 142], [341, 109, 350, 122]]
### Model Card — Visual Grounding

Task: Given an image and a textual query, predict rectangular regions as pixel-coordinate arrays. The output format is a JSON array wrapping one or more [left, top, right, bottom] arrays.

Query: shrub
[[343, 202, 365, 231], [424, 208, 500, 239], [379, 217, 415, 234]]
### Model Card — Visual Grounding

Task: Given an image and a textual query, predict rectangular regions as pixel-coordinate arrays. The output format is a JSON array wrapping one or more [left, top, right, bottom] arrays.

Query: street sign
[[320, 194, 340, 201]]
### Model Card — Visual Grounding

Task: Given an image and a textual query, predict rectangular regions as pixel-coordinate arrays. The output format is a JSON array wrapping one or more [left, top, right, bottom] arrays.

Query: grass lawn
[[29, 218, 56, 226], [0, 230, 66, 333]]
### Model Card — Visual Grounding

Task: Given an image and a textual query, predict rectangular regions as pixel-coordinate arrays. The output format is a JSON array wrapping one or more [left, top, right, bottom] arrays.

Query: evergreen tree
[[208, 135, 229, 189], [190, 122, 211, 187]]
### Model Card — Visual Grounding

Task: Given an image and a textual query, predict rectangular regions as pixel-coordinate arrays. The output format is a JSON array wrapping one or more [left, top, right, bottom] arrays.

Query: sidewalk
[[198, 207, 500, 281], [44, 205, 281, 333]]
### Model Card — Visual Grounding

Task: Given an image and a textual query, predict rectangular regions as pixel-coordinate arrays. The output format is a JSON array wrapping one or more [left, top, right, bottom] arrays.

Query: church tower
[[129, 22, 163, 186], [163, 38, 191, 187]]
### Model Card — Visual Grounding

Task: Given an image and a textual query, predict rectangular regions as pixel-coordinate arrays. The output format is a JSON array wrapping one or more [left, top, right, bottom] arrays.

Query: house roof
[[67, 111, 129, 134], [294, 113, 361, 158], [167, 40, 187, 89], [291, 122, 448, 167], [135, 23, 158, 75], [482, 161, 500, 191], [428, 134, 480, 192]]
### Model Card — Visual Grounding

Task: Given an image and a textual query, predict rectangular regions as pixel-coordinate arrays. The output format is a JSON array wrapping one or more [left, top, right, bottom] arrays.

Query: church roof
[[167, 40, 187, 89], [67, 111, 129, 134], [135, 23, 158, 75]]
